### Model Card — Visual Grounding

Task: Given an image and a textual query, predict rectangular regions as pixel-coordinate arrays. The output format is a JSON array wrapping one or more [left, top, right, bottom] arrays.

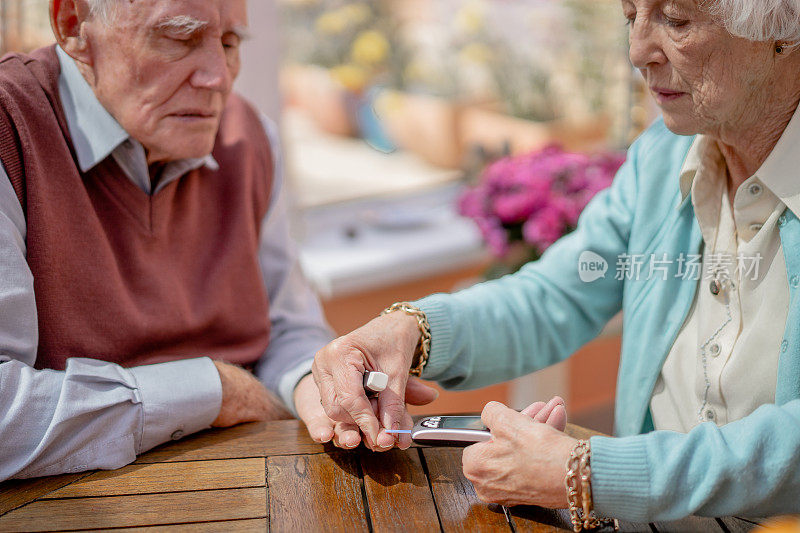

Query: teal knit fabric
[[414, 119, 800, 521]]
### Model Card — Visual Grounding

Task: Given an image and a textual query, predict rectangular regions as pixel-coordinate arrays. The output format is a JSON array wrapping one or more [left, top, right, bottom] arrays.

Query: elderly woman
[[303, 0, 800, 526]]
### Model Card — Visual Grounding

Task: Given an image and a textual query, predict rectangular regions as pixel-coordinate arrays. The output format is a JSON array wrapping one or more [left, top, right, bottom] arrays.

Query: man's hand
[[462, 401, 576, 508], [312, 313, 438, 450], [212, 361, 292, 427]]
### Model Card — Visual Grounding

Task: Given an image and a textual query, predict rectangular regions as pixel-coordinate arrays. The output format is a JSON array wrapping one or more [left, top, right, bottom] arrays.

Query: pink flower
[[458, 145, 626, 262]]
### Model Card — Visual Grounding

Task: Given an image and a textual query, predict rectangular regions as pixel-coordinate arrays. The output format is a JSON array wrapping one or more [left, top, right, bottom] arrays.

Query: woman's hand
[[294, 373, 364, 448], [462, 401, 577, 508], [312, 313, 439, 450]]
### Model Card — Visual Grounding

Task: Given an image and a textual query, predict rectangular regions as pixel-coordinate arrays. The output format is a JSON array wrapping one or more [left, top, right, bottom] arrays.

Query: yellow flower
[[330, 63, 369, 92], [339, 3, 372, 26], [351, 30, 390, 66], [403, 58, 429, 82], [374, 90, 404, 117], [456, 1, 486, 35], [315, 11, 347, 35], [460, 42, 493, 64]]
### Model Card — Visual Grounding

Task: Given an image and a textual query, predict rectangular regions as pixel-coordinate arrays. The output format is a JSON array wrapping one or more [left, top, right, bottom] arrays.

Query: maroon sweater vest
[[0, 46, 272, 371]]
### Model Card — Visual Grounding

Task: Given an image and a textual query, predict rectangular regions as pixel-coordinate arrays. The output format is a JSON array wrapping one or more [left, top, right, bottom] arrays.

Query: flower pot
[[460, 106, 611, 156], [375, 90, 464, 169], [280, 64, 360, 138]]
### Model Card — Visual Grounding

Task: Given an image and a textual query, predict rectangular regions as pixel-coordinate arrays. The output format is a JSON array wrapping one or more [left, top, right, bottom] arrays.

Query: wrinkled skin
[[463, 400, 575, 508], [54, 0, 245, 164], [624, 0, 800, 188]]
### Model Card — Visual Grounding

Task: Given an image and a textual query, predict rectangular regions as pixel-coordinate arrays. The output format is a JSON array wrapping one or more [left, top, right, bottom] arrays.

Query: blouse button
[[781, 340, 789, 353], [779, 214, 789, 227], [709, 279, 722, 295], [748, 183, 762, 197], [709, 343, 721, 357], [705, 409, 716, 421]]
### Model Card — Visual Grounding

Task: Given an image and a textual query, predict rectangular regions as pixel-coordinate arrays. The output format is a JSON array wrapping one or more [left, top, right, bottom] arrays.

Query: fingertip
[[521, 401, 546, 417], [376, 431, 395, 450], [549, 404, 568, 431]]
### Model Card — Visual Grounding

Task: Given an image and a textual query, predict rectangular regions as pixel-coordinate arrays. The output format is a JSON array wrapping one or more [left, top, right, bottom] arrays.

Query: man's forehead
[[130, 0, 248, 30]]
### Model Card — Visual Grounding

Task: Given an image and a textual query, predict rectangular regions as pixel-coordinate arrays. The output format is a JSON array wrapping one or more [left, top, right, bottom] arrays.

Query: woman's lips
[[651, 87, 686, 103]]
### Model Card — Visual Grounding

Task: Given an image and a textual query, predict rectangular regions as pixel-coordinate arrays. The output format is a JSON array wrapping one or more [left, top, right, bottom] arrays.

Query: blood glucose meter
[[409, 415, 491, 446]]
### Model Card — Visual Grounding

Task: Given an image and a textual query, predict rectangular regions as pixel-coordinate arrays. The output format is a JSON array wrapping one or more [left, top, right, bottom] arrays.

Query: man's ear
[[50, 0, 93, 63]]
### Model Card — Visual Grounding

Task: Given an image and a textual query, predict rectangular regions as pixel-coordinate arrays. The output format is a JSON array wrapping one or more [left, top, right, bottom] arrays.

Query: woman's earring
[[776, 44, 785, 54]]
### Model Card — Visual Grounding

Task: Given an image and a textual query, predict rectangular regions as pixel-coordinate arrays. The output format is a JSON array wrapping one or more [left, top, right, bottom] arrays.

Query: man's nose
[[628, 20, 667, 71], [191, 43, 234, 93]]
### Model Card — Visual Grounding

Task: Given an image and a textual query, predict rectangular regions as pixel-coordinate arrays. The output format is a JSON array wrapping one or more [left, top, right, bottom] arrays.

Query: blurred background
[[1, 0, 661, 434]]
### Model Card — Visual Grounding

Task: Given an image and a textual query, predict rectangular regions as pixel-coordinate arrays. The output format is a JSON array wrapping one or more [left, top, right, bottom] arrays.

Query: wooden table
[[0, 420, 760, 532]]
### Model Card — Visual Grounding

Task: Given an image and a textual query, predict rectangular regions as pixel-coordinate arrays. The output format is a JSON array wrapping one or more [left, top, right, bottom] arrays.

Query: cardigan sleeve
[[591, 399, 800, 521], [412, 130, 645, 390]]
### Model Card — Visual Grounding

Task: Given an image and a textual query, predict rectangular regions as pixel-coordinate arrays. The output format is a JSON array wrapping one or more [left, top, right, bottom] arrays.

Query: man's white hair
[[87, 0, 118, 23], [709, 0, 800, 44]]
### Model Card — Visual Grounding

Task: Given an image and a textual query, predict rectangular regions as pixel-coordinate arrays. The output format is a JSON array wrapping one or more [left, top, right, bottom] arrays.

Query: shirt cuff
[[129, 357, 222, 453], [277, 357, 314, 416], [589, 435, 652, 522], [413, 295, 454, 379]]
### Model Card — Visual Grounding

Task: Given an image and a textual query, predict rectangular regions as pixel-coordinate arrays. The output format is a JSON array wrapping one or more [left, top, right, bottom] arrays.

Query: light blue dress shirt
[[0, 47, 333, 480]]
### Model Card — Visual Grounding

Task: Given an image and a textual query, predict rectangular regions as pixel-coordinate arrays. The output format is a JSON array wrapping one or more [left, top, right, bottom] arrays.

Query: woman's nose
[[628, 19, 667, 70]]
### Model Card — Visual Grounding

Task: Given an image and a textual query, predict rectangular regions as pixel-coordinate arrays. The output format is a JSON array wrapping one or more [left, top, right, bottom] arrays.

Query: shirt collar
[[677, 102, 800, 218], [56, 46, 128, 173], [678, 137, 703, 203], [55, 46, 218, 187]]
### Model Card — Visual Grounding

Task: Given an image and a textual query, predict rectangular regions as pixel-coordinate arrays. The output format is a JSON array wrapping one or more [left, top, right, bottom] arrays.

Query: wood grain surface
[[0, 487, 267, 532], [360, 448, 441, 532], [422, 447, 512, 532], [267, 451, 369, 532], [0, 419, 762, 532], [46, 458, 266, 498]]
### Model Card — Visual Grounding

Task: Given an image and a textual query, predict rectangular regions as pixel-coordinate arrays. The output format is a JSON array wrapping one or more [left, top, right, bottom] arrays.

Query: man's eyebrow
[[230, 25, 251, 41], [154, 15, 210, 36]]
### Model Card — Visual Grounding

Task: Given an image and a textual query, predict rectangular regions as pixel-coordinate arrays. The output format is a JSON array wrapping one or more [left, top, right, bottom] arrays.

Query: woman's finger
[[332, 422, 362, 449], [521, 401, 547, 418], [533, 396, 566, 423], [546, 404, 568, 431]]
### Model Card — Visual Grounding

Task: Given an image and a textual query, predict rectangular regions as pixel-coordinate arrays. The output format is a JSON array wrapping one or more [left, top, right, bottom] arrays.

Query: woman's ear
[[50, 0, 93, 64]]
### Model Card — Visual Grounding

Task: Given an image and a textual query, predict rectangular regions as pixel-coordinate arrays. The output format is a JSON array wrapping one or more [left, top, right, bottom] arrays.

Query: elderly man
[[0, 0, 342, 480]]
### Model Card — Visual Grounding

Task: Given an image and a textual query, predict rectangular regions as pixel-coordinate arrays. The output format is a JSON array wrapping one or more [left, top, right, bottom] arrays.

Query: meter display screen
[[439, 417, 487, 431]]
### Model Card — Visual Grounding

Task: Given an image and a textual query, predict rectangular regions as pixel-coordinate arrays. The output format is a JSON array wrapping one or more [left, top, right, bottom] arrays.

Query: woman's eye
[[663, 13, 689, 27]]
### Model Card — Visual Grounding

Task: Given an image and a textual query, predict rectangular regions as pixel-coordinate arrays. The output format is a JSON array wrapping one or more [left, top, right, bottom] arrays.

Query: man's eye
[[222, 35, 241, 50], [623, 12, 635, 27]]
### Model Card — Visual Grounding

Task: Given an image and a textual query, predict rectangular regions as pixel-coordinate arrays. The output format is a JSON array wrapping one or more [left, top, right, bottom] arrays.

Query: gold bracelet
[[565, 440, 618, 532], [381, 302, 431, 377]]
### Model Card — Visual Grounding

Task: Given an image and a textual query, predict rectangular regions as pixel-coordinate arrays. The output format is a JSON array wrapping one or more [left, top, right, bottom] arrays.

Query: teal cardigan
[[415, 119, 800, 521]]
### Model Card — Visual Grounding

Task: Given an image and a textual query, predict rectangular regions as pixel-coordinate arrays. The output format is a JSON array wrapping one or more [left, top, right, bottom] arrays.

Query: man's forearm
[[0, 356, 221, 481]]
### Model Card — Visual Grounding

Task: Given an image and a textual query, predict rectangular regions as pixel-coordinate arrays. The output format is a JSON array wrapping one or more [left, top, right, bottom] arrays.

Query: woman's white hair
[[709, 0, 800, 44]]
